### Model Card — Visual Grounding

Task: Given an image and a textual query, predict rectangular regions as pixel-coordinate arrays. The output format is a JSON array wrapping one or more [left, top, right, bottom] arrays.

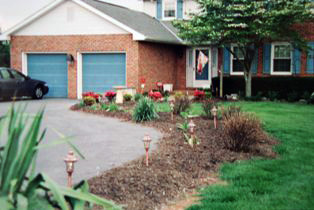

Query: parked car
[[0, 68, 49, 100]]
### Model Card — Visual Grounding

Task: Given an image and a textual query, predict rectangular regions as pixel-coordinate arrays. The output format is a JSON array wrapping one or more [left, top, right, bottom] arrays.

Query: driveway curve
[[0, 99, 162, 185]]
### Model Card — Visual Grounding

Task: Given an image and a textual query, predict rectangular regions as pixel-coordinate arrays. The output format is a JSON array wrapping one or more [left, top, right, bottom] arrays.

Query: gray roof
[[82, 0, 183, 44]]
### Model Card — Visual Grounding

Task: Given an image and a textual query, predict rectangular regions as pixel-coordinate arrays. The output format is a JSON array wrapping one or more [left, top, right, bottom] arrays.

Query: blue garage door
[[82, 53, 126, 93], [28, 54, 68, 98]]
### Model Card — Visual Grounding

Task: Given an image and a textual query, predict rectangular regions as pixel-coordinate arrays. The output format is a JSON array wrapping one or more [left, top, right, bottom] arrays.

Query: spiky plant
[[0, 105, 121, 210]]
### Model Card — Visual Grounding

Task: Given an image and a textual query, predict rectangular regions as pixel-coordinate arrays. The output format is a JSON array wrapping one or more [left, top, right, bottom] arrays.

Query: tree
[[174, 0, 314, 97], [0, 41, 10, 67]]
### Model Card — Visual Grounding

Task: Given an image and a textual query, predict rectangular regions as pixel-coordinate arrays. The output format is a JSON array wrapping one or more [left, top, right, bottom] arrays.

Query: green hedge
[[212, 76, 314, 99]]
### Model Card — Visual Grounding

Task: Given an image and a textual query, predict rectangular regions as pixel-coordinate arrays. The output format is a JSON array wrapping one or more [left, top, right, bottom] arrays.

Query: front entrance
[[186, 48, 218, 88]]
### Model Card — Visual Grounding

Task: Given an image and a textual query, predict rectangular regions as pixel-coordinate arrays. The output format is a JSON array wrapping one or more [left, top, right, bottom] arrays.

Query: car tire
[[33, 86, 44, 99]]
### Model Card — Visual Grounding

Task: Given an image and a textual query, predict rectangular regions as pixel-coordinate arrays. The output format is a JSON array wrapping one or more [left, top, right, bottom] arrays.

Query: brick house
[[0, 0, 313, 98]]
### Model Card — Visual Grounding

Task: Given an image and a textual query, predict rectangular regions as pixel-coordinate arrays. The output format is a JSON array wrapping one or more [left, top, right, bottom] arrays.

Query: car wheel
[[33, 86, 44, 99]]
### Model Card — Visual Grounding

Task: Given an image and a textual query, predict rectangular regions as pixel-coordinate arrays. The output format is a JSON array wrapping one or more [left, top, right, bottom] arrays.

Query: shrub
[[83, 96, 96, 106], [89, 103, 101, 111], [205, 91, 212, 100], [148, 91, 163, 101], [302, 91, 311, 101], [223, 112, 264, 152], [310, 92, 314, 104], [245, 91, 263, 101], [202, 100, 215, 119], [194, 89, 205, 100], [134, 93, 142, 102], [123, 94, 132, 102], [105, 91, 117, 102], [107, 103, 120, 112], [287, 91, 299, 102], [174, 95, 191, 115], [267, 91, 279, 101], [133, 97, 159, 122], [222, 105, 242, 120], [100, 103, 108, 110]]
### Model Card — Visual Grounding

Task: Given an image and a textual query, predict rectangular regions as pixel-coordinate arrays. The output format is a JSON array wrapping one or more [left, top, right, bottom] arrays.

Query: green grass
[[188, 101, 314, 210]]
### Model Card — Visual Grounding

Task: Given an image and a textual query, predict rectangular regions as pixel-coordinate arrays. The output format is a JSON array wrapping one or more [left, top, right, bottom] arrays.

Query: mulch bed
[[70, 105, 277, 210]]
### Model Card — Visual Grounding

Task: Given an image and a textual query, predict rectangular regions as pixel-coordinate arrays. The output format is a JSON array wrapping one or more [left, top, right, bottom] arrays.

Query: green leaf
[[41, 174, 69, 210]]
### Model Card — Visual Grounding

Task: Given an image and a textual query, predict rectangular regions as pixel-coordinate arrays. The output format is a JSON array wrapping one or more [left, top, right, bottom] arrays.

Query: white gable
[[14, 1, 128, 36]]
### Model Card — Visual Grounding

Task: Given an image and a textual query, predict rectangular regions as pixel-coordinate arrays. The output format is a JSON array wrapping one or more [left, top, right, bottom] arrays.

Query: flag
[[197, 51, 209, 75]]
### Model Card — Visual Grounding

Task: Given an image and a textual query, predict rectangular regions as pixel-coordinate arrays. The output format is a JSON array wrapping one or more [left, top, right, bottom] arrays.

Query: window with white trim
[[272, 43, 292, 74], [231, 46, 245, 74], [163, 0, 176, 19]]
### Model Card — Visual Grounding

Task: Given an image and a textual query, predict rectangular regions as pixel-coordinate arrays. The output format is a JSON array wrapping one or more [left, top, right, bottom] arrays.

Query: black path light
[[142, 135, 152, 167], [64, 150, 78, 188]]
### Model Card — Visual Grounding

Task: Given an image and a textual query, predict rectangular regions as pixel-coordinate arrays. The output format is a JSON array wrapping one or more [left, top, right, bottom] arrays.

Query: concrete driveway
[[0, 99, 162, 185]]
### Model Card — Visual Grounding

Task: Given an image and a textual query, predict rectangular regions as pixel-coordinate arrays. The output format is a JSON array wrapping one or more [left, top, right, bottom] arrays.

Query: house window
[[163, 0, 176, 19], [271, 43, 292, 74], [231, 46, 245, 75]]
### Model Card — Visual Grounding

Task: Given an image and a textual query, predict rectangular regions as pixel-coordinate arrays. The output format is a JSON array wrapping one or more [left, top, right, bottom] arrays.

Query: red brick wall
[[10, 34, 139, 98], [138, 42, 184, 92]]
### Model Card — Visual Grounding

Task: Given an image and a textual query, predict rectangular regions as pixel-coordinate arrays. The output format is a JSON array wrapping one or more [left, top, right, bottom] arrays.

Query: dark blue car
[[0, 68, 49, 100]]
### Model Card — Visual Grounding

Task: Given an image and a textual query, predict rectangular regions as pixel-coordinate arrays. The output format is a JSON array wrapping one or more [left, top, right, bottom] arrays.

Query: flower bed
[[70, 103, 276, 210]]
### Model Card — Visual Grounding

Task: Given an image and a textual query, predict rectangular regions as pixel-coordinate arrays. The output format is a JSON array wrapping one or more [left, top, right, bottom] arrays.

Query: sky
[[0, 0, 141, 32]]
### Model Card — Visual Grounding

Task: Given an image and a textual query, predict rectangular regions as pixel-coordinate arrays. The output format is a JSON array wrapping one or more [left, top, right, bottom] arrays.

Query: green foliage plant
[[83, 96, 96, 106], [0, 105, 121, 210], [202, 100, 215, 119], [133, 97, 159, 122], [107, 103, 120, 112], [134, 93, 142, 102], [123, 94, 132, 102]]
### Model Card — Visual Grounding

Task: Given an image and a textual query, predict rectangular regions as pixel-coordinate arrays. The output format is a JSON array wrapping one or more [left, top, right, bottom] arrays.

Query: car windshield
[[10, 70, 25, 80]]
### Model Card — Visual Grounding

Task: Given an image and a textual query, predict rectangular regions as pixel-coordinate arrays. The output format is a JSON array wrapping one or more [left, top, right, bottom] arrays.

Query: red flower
[[104, 91, 117, 102], [82, 92, 101, 100], [194, 90, 205, 99], [149, 91, 162, 101], [140, 77, 146, 85]]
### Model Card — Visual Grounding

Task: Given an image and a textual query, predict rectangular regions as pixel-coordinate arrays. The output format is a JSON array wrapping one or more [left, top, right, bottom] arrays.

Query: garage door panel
[[82, 53, 126, 93], [28, 54, 68, 98]]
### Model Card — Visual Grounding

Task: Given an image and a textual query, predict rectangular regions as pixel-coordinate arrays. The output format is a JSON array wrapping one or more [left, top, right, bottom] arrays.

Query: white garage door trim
[[77, 51, 127, 99], [22, 52, 68, 76]]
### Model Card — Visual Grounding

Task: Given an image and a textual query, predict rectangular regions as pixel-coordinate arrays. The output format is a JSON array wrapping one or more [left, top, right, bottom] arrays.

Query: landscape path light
[[188, 119, 196, 135], [169, 100, 175, 122], [211, 106, 218, 129], [64, 150, 78, 188], [143, 135, 152, 167]]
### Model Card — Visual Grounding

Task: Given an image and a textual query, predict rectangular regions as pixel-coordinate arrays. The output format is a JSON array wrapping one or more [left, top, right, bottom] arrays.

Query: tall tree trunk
[[244, 71, 252, 97]]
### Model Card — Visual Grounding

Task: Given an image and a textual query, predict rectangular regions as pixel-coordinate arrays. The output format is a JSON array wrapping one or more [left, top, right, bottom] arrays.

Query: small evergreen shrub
[[223, 112, 264, 152], [133, 97, 159, 122], [287, 91, 299, 102], [134, 93, 142, 102], [267, 91, 279, 101], [123, 94, 132, 102]]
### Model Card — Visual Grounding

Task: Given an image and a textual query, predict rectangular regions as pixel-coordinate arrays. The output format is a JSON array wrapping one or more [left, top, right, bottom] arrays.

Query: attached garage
[[27, 54, 68, 98], [82, 53, 126, 93]]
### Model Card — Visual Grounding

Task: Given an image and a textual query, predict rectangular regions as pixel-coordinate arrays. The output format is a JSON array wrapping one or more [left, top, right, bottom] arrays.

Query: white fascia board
[[72, 0, 146, 41], [1, 0, 65, 37], [0, 34, 9, 41]]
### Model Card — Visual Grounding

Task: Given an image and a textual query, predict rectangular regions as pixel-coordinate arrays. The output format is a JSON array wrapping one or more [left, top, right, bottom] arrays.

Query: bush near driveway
[[189, 102, 314, 210]]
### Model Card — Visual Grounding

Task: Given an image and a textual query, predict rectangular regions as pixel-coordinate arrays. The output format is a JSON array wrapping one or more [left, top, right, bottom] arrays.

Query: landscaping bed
[[70, 104, 276, 210]]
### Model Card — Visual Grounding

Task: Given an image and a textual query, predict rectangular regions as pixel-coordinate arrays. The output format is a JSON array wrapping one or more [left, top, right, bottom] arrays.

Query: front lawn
[[189, 102, 314, 210]]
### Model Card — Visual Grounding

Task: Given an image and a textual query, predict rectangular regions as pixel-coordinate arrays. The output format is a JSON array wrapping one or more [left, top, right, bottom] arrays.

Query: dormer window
[[163, 0, 176, 19]]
